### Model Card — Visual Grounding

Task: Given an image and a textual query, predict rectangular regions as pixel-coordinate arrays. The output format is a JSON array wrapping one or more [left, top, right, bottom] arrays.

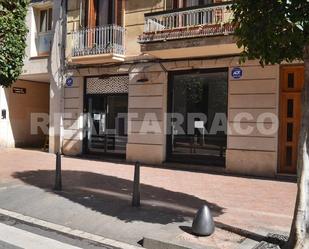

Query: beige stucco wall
[[0, 81, 50, 148], [62, 77, 84, 155], [226, 63, 280, 177], [126, 63, 168, 164]]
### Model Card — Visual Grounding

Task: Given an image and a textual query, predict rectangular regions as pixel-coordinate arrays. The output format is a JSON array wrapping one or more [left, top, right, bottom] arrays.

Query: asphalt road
[[0, 214, 118, 249]]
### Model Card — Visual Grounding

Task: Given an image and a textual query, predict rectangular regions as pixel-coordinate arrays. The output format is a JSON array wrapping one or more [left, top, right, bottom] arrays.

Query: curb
[[142, 236, 217, 249], [0, 207, 140, 249]]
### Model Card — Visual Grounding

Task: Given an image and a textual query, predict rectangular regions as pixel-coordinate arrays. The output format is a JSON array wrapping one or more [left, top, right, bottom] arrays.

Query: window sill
[[29, 54, 50, 60]]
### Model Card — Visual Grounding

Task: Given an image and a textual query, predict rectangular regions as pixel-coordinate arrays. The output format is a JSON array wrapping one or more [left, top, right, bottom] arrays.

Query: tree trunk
[[287, 45, 309, 249]]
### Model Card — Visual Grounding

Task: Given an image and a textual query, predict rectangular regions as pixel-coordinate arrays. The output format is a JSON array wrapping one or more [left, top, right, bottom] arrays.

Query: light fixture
[[136, 71, 149, 83]]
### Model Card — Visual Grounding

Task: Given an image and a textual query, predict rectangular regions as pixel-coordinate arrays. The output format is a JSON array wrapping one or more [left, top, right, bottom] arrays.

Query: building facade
[[57, 0, 304, 177], [1, 0, 301, 178]]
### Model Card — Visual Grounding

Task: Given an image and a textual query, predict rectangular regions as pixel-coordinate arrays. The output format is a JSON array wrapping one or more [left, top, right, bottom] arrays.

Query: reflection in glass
[[286, 146, 293, 167], [287, 73, 294, 89], [169, 70, 228, 165], [287, 99, 294, 118], [87, 95, 128, 155]]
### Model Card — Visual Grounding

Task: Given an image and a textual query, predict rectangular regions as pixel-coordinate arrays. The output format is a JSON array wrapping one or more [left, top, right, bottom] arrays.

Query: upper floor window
[[39, 8, 53, 33], [81, 0, 123, 28], [36, 7, 53, 56]]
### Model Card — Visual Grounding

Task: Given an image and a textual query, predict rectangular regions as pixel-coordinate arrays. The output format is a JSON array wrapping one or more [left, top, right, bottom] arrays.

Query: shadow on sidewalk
[[13, 170, 224, 225]]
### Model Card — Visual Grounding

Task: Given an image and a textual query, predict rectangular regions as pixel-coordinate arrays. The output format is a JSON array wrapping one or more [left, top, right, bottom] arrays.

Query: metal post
[[54, 152, 62, 191], [132, 161, 141, 207]]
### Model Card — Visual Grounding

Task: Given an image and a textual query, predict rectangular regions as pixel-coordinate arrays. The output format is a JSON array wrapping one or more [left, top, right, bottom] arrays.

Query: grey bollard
[[132, 161, 141, 207], [54, 152, 62, 191], [192, 205, 215, 236]]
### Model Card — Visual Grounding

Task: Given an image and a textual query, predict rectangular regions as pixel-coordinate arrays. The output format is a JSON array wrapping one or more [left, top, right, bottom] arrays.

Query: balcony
[[70, 25, 125, 65], [138, 2, 240, 59]]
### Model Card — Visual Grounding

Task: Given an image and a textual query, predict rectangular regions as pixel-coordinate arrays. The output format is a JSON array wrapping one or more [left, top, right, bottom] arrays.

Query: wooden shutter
[[174, 0, 179, 8], [87, 0, 97, 28], [114, 0, 123, 26]]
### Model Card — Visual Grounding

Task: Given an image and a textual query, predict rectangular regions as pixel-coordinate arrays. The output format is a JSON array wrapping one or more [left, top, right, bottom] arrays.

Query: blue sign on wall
[[66, 77, 74, 87], [231, 67, 243, 79]]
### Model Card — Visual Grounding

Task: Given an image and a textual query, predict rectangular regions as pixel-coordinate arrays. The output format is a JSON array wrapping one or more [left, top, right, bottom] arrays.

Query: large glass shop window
[[168, 69, 228, 166]]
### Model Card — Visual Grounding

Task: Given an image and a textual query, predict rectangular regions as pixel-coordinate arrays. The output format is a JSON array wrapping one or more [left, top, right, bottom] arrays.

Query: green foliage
[[0, 0, 29, 87], [231, 0, 309, 65]]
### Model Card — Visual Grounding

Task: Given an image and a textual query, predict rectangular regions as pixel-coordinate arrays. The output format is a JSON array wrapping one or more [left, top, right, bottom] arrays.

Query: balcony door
[[85, 0, 123, 28]]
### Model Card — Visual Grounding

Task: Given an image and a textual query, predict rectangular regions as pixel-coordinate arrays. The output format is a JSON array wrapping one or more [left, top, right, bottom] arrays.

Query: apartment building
[[0, 0, 51, 148], [50, 0, 304, 177]]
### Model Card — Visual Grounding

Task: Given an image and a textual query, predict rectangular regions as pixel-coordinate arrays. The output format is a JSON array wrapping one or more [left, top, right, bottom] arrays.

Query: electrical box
[[1, 109, 6, 120]]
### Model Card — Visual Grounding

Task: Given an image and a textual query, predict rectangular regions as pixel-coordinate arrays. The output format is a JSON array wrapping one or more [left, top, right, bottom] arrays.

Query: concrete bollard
[[54, 152, 62, 191], [132, 161, 141, 207], [192, 205, 215, 236]]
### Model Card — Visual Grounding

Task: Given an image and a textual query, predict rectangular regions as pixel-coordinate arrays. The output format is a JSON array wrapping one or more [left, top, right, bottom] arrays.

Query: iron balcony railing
[[139, 3, 234, 42], [72, 25, 125, 57]]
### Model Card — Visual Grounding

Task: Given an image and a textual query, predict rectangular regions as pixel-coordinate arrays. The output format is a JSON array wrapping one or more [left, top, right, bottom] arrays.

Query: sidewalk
[[0, 149, 297, 249]]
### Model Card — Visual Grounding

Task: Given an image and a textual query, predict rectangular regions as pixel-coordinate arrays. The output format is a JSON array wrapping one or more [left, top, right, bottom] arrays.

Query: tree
[[231, 1, 309, 248], [0, 0, 29, 87]]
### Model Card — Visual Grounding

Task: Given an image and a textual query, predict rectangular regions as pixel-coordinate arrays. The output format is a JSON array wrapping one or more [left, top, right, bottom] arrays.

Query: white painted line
[[0, 222, 82, 249], [0, 208, 140, 249]]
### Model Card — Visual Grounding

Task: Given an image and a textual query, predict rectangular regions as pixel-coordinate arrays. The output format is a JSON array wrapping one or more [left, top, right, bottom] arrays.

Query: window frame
[[39, 7, 53, 33], [83, 0, 124, 28]]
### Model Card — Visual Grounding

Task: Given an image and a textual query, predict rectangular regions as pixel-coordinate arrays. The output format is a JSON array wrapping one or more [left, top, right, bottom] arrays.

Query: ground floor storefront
[[58, 57, 304, 177]]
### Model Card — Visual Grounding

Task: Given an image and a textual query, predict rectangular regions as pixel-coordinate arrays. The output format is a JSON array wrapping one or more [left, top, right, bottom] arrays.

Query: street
[[0, 214, 116, 249]]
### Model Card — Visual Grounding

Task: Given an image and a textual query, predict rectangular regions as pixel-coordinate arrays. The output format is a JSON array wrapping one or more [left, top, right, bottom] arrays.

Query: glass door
[[106, 95, 128, 154], [167, 69, 228, 166], [87, 94, 128, 156], [87, 95, 107, 153]]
